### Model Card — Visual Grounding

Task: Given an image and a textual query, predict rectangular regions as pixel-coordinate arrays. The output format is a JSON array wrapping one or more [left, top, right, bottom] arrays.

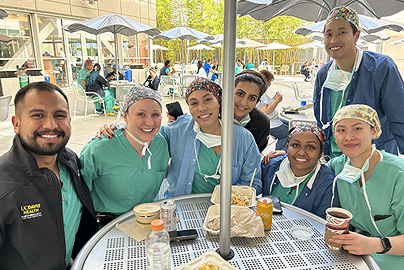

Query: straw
[[249, 168, 257, 188]]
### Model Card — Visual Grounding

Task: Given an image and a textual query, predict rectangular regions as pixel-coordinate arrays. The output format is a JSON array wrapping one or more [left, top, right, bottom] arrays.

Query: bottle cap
[[151, 219, 165, 231]]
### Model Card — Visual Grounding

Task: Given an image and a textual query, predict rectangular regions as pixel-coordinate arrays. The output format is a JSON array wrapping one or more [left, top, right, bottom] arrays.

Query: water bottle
[[146, 219, 171, 270]]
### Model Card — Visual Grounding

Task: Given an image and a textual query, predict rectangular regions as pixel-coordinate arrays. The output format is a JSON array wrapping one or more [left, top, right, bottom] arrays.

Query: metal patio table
[[71, 194, 379, 270]]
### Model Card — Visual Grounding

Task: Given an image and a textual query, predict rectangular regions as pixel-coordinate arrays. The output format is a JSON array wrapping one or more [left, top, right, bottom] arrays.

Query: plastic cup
[[324, 207, 353, 250]]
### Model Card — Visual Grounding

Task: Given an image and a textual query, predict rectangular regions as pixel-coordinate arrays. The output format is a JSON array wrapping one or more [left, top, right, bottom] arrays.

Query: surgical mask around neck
[[193, 121, 221, 148], [337, 144, 376, 184], [318, 48, 363, 130], [276, 158, 307, 188], [323, 69, 353, 92], [125, 129, 153, 169], [274, 158, 320, 205]]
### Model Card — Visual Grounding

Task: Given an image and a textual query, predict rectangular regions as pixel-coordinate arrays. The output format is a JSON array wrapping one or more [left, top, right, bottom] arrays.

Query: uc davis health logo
[[20, 203, 42, 220]]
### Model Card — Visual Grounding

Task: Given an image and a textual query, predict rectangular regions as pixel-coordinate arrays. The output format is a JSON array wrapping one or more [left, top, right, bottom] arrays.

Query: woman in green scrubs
[[328, 104, 404, 269], [79, 85, 169, 223]]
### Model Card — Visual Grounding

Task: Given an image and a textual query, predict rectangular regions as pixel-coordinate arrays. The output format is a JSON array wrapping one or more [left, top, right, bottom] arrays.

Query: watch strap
[[376, 236, 391, 254]]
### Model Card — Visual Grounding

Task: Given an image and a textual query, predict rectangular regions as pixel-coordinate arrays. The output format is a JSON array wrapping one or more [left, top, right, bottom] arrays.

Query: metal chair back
[[292, 82, 313, 102], [0, 95, 12, 121], [71, 82, 106, 119]]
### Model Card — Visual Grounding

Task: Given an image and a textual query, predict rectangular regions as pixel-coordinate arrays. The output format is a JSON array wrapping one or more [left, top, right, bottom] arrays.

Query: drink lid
[[290, 225, 313, 240], [151, 219, 165, 231], [133, 203, 160, 217], [163, 199, 175, 206]]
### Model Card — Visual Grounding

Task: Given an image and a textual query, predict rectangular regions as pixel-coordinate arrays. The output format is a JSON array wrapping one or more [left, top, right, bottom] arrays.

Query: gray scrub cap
[[121, 84, 162, 114]]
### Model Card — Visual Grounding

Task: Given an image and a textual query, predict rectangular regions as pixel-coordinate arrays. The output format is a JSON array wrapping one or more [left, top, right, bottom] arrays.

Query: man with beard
[[0, 82, 97, 270]]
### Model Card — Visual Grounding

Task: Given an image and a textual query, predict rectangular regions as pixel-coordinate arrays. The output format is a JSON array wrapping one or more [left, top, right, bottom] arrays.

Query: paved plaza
[[0, 75, 311, 156]]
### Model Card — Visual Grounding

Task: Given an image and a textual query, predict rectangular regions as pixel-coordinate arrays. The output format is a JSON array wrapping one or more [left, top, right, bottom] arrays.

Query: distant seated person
[[261, 59, 268, 66], [261, 125, 339, 219], [300, 61, 310, 82], [143, 67, 160, 91], [84, 63, 116, 116], [203, 59, 216, 81], [160, 60, 176, 76], [244, 60, 255, 70], [106, 64, 124, 81]]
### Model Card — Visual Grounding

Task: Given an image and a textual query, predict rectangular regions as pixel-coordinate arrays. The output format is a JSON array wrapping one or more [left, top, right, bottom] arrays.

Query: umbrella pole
[[114, 33, 119, 84], [217, 0, 236, 260]]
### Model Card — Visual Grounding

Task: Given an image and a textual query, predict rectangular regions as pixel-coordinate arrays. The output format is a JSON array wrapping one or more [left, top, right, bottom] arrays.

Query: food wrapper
[[203, 205, 264, 238], [116, 217, 150, 242]]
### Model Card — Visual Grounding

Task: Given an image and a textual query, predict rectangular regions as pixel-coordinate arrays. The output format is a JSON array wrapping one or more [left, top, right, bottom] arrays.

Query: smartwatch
[[377, 237, 391, 254]]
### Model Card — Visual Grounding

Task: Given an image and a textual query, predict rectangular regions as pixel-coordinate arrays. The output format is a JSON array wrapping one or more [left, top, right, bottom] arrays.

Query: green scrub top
[[77, 68, 89, 89], [271, 170, 315, 205], [59, 162, 82, 267], [191, 143, 221, 194], [328, 151, 404, 269], [79, 129, 170, 215]]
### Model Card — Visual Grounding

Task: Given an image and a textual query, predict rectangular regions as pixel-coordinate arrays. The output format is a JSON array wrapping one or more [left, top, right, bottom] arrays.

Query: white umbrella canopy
[[391, 38, 404, 45], [256, 42, 293, 67], [198, 34, 246, 45], [237, 38, 266, 48], [152, 26, 213, 65], [187, 44, 215, 59], [152, 44, 169, 50], [238, 0, 404, 22], [294, 14, 404, 36], [298, 40, 325, 49], [64, 14, 161, 82], [63, 14, 160, 36], [187, 44, 215, 50]]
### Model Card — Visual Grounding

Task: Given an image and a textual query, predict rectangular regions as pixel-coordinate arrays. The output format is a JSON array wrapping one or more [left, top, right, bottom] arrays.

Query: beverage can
[[256, 197, 273, 230], [160, 199, 177, 232], [300, 100, 307, 106]]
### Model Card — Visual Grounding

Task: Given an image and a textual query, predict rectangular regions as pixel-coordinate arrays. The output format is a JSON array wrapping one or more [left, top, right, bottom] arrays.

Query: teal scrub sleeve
[[79, 142, 100, 192]]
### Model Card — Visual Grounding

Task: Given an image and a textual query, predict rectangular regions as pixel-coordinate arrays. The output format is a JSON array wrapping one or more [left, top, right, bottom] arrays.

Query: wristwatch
[[377, 237, 391, 254]]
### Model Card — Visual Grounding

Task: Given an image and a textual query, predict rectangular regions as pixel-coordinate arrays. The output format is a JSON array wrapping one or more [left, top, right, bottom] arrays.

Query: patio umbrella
[[294, 14, 404, 36], [0, 8, 7, 19], [237, 0, 404, 22], [63, 14, 161, 82], [187, 44, 214, 59], [152, 26, 213, 65], [256, 42, 293, 67], [391, 38, 404, 45], [151, 44, 168, 64], [0, 34, 11, 42], [298, 40, 325, 49], [198, 34, 246, 64]]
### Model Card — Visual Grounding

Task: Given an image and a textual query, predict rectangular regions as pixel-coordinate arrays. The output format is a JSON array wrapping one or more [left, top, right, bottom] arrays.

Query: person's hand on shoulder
[[262, 150, 286, 165], [93, 123, 117, 139]]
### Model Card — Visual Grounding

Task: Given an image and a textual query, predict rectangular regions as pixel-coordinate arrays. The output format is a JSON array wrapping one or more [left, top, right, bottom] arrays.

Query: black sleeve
[[97, 75, 110, 87], [244, 108, 271, 152]]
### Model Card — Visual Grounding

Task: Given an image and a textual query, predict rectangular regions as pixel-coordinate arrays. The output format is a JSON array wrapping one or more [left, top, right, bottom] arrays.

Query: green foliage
[[155, 0, 307, 66]]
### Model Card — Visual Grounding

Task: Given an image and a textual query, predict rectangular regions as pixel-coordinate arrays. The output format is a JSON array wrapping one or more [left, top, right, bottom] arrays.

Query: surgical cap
[[333, 104, 382, 139], [112, 64, 121, 69], [288, 124, 327, 146], [185, 77, 222, 105], [121, 84, 162, 114], [325, 6, 359, 30]]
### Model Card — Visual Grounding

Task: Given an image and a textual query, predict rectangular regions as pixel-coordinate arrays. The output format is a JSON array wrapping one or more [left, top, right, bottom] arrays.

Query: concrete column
[[30, 13, 43, 69]]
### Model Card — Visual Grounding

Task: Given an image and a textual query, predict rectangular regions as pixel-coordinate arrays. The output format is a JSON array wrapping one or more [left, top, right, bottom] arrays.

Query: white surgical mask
[[125, 129, 153, 169], [323, 69, 353, 92], [272, 158, 321, 205], [337, 144, 375, 184], [193, 122, 221, 148], [318, 48, 363, 130], [193, 121, 221, 182]]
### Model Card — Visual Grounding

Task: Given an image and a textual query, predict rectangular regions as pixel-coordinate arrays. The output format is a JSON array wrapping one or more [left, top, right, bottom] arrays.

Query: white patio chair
[[280, 65, 289, 75], [181, 74, 197, 95], [0, 95, 12, 122], [289, 119, 318, 129], [159, 75, 181, 100], [267, 65, 277, 75], [292, 82, 313, 103], [71, 82, 106, 119]]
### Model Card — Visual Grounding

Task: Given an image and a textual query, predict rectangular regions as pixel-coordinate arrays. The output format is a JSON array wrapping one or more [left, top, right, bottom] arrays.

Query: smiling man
[[0, 82, 97, 270], [313, 6, 404, 159]]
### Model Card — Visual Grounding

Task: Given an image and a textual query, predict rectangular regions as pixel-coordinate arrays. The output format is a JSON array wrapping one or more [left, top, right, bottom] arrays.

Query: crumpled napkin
[[206, 208, 265, 237], [116, 217, 150, 242]]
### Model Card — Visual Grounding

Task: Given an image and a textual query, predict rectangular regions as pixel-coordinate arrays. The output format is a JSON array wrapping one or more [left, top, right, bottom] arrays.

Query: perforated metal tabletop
[[72, 194, 379, 270]]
